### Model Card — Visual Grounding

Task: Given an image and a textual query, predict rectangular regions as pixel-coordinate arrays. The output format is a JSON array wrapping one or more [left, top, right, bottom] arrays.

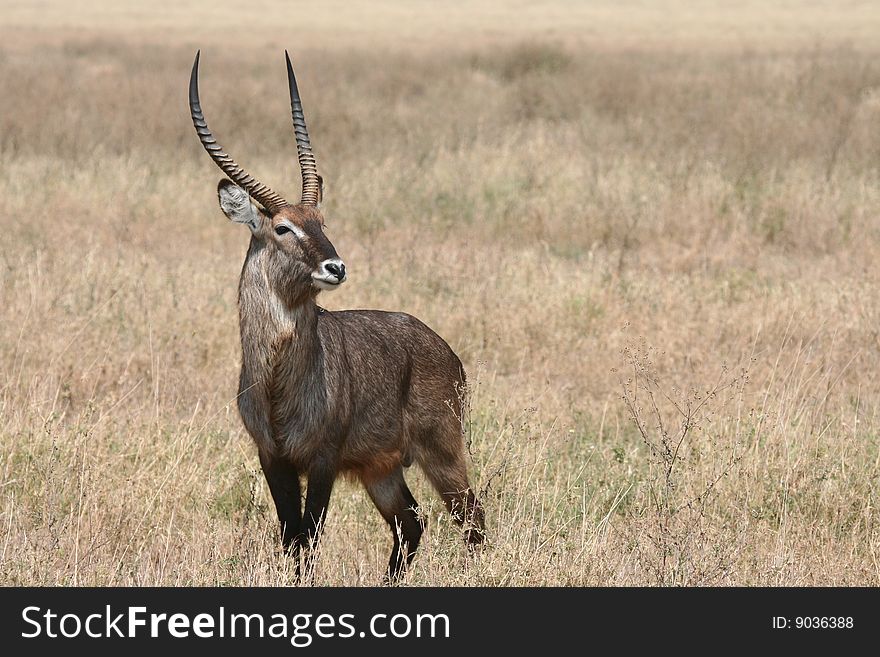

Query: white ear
[[217, 180, 262, 232]]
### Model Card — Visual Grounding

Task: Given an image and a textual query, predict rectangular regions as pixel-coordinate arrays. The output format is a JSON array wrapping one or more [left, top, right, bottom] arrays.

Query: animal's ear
[[316, 175, 324, 207], [217, 179, 263, 232]]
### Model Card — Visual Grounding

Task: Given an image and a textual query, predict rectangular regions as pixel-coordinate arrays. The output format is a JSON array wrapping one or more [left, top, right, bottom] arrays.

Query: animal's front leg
[[298, 462, 335, 577], [259, 451, 302, 558]]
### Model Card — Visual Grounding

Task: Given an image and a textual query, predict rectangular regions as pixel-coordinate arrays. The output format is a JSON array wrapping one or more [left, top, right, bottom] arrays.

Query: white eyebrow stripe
[[279, 220, 307, 240]]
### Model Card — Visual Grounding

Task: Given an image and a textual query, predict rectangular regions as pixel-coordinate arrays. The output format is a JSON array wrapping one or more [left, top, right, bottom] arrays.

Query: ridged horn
[[285, 50, 321, 206], [189, 51, 290, 214]]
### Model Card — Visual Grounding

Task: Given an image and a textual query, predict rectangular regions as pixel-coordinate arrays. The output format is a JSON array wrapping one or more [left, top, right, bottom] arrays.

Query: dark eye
[[275, 225, 291, 236]]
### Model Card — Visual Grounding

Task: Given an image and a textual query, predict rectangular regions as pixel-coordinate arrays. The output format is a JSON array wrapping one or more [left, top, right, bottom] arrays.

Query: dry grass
[[2, 1, 880, 585]]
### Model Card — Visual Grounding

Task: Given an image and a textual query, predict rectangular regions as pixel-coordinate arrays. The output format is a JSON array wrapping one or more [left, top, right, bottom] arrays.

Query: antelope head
[[189, 51, 346, 304]]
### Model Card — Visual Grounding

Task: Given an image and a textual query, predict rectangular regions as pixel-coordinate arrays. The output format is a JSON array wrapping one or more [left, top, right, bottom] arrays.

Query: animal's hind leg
[[364, 467, 424, 582], [430, 476, 485, 547], [418, 436, 486, 546]]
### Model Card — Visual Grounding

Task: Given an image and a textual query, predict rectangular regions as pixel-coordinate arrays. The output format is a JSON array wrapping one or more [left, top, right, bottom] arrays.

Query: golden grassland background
[[2, 0, 880, 585]]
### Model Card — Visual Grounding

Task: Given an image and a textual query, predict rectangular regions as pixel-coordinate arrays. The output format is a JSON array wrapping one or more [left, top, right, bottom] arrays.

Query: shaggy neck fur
[[236, 238, 325, 458]]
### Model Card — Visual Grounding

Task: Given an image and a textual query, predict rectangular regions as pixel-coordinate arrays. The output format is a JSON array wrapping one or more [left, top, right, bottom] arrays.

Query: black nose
[[325, 261, 345, 280]]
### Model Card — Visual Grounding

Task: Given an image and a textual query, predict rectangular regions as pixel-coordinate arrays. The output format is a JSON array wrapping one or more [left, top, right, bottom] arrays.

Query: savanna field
[[2, 0, 880, 585]]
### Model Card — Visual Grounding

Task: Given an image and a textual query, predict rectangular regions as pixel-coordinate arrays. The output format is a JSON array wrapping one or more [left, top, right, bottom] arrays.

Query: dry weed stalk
[[620, 340, 753, 585]]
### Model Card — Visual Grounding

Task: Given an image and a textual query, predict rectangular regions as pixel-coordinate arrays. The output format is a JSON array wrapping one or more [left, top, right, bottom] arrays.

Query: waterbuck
[[189, 51, 485, 581]]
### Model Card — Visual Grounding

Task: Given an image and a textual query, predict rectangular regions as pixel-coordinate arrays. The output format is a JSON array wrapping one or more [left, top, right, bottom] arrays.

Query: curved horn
[[285, 50, 321, 206], [189, 51, 290, 214]]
